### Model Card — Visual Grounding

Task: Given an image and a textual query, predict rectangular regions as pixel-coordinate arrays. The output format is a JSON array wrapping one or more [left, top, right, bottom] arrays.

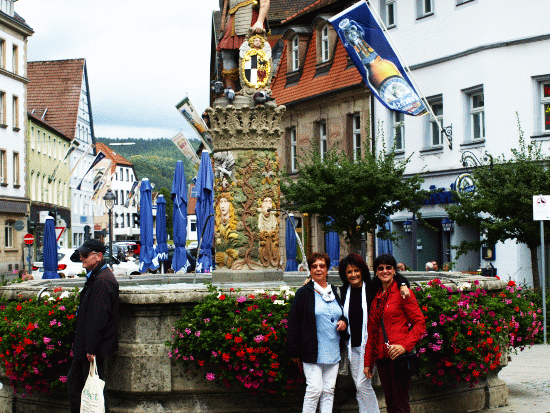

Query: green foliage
[[96, 138, 200, 191], [157, 187, 174, 239], [445, 116, 550, 289], [415, 279, 541, 387], [165, 284, 303, 394], [281, 146, 427, 246], [0, 287, 80, 397]]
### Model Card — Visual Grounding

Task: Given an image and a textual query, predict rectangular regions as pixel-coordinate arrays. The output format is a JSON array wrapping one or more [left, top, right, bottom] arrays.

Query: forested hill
[[95, 137, 200, 192]]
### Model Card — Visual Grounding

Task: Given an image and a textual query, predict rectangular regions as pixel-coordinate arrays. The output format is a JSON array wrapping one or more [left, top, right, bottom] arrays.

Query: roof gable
[[27, 59, 86, 140], [95, 142, 134, 172]]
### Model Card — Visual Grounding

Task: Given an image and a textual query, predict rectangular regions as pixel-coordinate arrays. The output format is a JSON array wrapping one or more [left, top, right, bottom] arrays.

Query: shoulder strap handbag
[[380, 316, 419, 377]]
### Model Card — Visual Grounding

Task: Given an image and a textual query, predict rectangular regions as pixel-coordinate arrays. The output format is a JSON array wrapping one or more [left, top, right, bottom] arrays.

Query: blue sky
[[17, 0, 220, 141]]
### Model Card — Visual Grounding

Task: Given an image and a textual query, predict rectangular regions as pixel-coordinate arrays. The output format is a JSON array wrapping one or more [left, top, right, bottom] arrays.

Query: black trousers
[[376, 358, 411, 413], [67, 356, 108, 413]]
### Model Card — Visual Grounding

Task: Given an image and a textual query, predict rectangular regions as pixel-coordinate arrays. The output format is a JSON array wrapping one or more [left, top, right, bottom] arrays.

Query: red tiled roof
[[271, 31, 364, 105], [27, 59, 85, 140], [269, 0, 318, 22], [95, 143, 133, 172], [281, 0, 340, 23]]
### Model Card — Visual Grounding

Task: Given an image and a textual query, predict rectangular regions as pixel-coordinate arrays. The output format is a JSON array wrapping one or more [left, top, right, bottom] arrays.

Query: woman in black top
[[339, 254, 409, 413]]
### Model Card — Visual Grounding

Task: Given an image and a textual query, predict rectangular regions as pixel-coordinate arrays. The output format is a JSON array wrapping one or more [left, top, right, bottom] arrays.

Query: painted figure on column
[[218, 0, 271, 91], [257, 192, 280, 267], [215, 193, 239, 268]]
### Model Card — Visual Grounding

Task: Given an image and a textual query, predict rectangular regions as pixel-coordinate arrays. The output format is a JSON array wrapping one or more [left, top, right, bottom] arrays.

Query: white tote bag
[[80, 359, 105, 413]]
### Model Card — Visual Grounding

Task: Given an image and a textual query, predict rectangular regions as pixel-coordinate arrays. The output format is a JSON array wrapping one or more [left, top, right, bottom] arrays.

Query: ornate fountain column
[[206, 31, 286, 283]]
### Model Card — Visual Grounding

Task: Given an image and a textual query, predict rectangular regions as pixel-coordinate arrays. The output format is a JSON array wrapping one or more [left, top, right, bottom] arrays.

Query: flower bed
[[166, 284, 303, 394], [167, 280, 542, 393], [0, 287, 79, 397], [415, 279, 541, 386]]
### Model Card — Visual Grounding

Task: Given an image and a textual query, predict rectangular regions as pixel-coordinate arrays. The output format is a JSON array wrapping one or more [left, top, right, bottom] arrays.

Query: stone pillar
[[206, 103, 286, 283]]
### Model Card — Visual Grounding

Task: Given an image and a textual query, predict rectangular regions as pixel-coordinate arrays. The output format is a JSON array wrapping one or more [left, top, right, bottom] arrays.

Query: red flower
[[222, 353, 230, 362], [16, 304, 22, 311], [219, 295, 226, 301], [25, 322, 35, 331], [198, 360, 205, 366], [271, 362, 280, 369], [230, 288, 235, 292], [268, 371, 277, 377], [234, 337, 243, 344], [53, 287, 62, 293], [507, 280, 516, 287], [225, 333, 233, 340]]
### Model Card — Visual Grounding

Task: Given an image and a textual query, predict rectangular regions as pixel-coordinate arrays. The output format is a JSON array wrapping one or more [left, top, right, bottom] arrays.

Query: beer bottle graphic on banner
[[338, 18, 426, 116]]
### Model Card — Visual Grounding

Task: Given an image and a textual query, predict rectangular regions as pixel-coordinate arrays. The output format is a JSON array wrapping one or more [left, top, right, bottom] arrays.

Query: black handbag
[[380, 317, 419, 377]]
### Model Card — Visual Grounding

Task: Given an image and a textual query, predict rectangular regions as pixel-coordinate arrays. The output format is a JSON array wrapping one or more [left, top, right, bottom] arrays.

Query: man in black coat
[[67, 239, 119, 413]]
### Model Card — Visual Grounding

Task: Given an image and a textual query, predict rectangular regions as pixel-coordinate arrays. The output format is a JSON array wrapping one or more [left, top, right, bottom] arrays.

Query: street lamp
[[103, 189, 116, 265], [441, 218, 453, 232], [403, 219, 413, 233]]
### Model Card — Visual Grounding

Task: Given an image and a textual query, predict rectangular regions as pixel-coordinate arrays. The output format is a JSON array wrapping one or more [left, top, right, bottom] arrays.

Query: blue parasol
[[285, 215, 298, 271], [42, 216, 60, 279], [325, 221, 340, 270], [155, 194, 169, 270], [139, 178, 159, 273], [195, 151, 214, 273], [171, 161, 189, 272]]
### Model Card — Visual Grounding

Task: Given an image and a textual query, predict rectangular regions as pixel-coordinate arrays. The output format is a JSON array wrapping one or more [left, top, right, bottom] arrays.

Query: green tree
[[445, 117, 550, 290], [158, 187, 174, 239], [281, 144, 427, 248]]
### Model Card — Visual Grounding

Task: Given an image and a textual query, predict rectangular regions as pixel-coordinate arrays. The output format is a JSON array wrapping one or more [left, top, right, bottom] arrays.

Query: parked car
[[32, 248, 85, 279]]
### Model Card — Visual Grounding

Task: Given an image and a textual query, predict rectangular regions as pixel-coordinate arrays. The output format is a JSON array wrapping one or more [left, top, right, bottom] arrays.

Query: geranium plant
[[415, 279, 542, 387], [166, 283, 304, 394], [0, 287, 79, 397]]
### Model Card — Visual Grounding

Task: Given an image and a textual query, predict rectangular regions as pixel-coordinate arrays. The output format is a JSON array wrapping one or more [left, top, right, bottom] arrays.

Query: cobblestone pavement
[[480, 344, 550, 412]]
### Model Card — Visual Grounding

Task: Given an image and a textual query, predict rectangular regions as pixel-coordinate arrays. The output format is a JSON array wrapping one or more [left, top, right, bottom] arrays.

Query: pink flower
[[254, 335, 264, 343], [59, 306, 65, 311], [185, 328, 191, 335], [195, 331, 201, 337], [59, 376, 67, 383], [43, 337, 51, 344], [237, 296, 246, 303], [206, 373, 215, 381]]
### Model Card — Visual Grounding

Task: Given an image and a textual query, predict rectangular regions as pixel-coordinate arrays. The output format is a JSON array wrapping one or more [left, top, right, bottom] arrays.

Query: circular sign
[[14, 220, 25, 231], [23, 233, 34, 245], [455, 173, 476, 196]]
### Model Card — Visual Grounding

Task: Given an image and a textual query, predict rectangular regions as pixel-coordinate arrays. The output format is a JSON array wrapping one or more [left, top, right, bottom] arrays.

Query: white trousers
[[302, 362, 340, 413], [350, 346, 380, 413]]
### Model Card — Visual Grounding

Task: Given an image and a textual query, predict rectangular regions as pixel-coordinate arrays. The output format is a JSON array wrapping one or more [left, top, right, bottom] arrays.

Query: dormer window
[[291, 36, 300, 71], [321, 25, 330, 62], [0, 0, 14, 17]]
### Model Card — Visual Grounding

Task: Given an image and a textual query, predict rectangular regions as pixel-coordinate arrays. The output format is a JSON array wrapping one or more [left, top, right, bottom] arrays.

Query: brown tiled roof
[[27, 59, 85, 140], [269, 0, 318, 22], [95, 142, 133, 174], [281, 0, 340, 23], [271, 29, 363, 105]]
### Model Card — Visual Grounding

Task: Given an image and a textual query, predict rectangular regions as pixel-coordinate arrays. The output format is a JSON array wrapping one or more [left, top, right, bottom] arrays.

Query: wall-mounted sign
[[455, 173, 475, 196]]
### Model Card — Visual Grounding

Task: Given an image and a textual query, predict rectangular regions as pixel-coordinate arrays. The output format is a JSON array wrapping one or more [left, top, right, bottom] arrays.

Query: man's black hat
[[70, 239, 106, 262]]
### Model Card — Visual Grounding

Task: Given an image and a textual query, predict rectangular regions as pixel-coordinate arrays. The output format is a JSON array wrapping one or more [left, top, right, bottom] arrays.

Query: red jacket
[[364, 281, 426, 369]]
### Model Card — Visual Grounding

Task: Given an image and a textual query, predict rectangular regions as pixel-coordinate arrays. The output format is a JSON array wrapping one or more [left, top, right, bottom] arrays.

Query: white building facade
[[0, 0, 32, 274], [70, 67, 95, 247], [371, 0, 550, 285]]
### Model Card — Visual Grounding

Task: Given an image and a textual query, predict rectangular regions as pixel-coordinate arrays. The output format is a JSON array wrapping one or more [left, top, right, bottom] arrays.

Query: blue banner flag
[[329, 1, 427, 116], [77, 151, 106, 190]]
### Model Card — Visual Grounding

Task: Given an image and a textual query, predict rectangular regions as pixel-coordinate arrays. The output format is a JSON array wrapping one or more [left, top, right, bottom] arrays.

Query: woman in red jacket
[[363, 254, 425, 413]]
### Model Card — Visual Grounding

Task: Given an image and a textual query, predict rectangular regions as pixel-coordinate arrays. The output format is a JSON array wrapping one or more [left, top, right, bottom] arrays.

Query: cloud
[[17, 0, 220, 140]]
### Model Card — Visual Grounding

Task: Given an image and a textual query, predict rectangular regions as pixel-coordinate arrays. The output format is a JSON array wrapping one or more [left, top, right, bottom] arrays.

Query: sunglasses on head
[[376, 265, 393, 272]]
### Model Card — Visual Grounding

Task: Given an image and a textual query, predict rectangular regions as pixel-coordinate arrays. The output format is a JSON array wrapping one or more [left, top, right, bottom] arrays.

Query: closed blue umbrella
[[325, 220, 340, 270], [195, 151, 214, 273], [171, 161, 189, 273], [155, 194, 169, 270], [139, 178, 158, 273], [377, 220, 394, 256], [285, 215, 298, 271], [42, 216, 60, 279]]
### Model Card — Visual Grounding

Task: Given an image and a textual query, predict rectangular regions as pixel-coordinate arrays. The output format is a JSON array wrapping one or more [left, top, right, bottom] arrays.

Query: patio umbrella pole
[[194, 213, 214, 284]]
